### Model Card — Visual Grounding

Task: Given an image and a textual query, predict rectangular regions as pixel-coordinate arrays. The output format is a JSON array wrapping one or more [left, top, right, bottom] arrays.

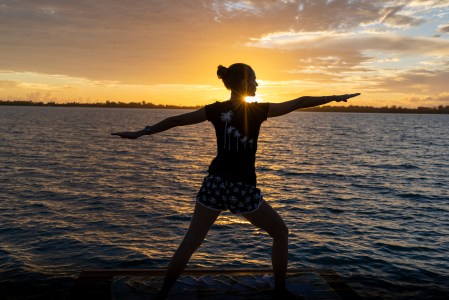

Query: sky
[[1, 0, 449, 107]]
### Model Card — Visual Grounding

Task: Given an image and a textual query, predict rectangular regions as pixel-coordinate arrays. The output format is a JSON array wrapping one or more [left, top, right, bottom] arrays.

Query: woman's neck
[[229, 91, 245, 103]]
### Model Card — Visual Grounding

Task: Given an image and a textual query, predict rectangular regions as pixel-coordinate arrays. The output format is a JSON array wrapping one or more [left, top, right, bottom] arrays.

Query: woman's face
[[245, 70, 258, 97]]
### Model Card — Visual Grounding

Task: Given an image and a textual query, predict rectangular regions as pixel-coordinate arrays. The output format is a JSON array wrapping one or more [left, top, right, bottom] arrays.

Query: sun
[[245, 96, 264, 103]]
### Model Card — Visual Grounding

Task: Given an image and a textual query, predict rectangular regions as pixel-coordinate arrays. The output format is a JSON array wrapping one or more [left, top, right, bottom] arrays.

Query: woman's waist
[[207, 156, 257, 185], [207, 169, 257, 186]]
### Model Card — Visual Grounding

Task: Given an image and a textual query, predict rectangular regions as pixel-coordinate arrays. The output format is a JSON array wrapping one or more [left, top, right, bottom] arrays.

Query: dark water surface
[[1, 106, 448, 299]]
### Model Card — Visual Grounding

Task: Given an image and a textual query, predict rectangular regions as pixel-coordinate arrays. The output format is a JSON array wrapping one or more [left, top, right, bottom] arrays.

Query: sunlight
[[245, 96, 264, 103]]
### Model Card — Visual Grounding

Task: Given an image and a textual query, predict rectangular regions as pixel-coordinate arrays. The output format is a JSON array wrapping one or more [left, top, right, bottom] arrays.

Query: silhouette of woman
[[112, 63, 360, 299]]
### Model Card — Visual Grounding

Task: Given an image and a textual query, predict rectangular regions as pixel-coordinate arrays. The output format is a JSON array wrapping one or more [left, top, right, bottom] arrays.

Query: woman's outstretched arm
[[111, 107, 207, 139], [268, 93, 360, 118]]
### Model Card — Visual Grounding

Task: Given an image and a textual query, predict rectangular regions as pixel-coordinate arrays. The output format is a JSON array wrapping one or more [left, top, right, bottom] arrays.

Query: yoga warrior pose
[[112, 63, 360, 299]]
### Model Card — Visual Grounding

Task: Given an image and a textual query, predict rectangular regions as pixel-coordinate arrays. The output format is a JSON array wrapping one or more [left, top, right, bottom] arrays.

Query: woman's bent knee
[[271, 224, 289, 240]]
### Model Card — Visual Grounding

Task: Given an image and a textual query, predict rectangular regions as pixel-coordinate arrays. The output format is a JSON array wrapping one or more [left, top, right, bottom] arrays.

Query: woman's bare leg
[[242, 200, 290, 291], [154, 202, 221, 299]]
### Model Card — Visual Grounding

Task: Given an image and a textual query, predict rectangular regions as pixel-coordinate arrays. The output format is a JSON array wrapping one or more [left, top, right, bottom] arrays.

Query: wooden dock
[[70, 268, 361, 299]]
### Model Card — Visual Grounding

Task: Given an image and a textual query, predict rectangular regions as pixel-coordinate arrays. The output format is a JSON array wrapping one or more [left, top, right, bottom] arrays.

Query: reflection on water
[[0, 107, 448, 299]]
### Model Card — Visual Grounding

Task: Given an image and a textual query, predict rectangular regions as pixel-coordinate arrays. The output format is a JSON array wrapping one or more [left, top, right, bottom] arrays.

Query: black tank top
[[205, 100, 269, 185]]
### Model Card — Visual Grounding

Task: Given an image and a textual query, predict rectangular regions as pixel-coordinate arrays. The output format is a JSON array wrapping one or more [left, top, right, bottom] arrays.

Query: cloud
[[334, 35, 449, 57], [400, 92, 449, 107], [245, 31, 449, 92], [432, 92, 449, 103], [210, 0, 432, 31], [2, 4, 446, 59], [248, 30, 449, 55], [408, 0, 449, 9], [247, 31, 449, 82], [438, 22, 449, 32], [379, 5, 423, 28], [362, 66, 449, 95], [0, 70, 224, 104], [0, 1, 219, 83], [0, 80, 19, 89], [1, 0, 446, 84], [1, 0, 448, 107], [245, 24, 449, 103]]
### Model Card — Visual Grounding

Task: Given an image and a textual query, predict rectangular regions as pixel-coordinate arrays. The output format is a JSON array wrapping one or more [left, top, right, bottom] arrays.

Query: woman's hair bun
[[217, 65, 228, 79]]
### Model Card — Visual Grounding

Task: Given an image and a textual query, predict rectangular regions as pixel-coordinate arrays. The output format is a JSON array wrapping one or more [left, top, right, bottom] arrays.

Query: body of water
[[1, 106, 448, 299]]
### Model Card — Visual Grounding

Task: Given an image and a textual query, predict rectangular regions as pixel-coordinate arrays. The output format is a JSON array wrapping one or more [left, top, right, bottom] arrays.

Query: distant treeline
[[302, 105, 449, 114], [1, 100, 449, 114], [0, 100, 201, 110]]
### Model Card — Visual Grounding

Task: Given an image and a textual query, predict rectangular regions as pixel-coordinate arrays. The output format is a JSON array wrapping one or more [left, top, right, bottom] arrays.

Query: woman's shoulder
[[206, 100, 231, 110], [205, 100, 232, 120]]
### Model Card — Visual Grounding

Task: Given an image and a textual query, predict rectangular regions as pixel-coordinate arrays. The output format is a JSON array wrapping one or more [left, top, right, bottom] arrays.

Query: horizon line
[[1, 100, 449, 114]]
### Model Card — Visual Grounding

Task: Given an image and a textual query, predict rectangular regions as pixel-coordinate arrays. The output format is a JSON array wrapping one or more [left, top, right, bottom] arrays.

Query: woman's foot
[[272, 287, 305, 299]]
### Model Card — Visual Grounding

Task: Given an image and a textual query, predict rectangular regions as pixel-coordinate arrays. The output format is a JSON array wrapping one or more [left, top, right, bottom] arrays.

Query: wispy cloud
[[438, 22, 449, 32], [0, 70, 222, 104], [0, 80, 19, 89]]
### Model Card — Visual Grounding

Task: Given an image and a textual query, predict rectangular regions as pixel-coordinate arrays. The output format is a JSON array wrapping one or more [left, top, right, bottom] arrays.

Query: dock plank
[[71, 268, 361, 300]]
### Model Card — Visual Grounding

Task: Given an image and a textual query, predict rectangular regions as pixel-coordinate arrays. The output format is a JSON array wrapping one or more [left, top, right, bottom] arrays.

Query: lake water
[[1, 106, 448, 299]]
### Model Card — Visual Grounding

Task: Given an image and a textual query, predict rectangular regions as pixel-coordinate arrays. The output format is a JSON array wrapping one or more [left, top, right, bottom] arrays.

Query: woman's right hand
[[111, 131, 143, 139], [335, 93, 361, 102]]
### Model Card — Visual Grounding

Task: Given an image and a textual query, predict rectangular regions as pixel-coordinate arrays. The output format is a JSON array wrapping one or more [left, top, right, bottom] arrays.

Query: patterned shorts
[[196, 175, 263, 214]]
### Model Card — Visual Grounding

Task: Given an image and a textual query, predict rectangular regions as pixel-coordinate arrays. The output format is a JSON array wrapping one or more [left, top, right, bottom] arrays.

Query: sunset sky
[[1, 0, 449, 107]]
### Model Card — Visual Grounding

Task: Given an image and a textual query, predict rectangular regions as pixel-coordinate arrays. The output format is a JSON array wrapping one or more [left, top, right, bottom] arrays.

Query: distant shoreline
[[1, 100, 448, 114], [0, 100, 200, 110]]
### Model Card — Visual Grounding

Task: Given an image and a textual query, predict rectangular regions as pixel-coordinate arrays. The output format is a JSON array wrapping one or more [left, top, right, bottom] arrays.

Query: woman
[[112, 63, 360, 299]]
